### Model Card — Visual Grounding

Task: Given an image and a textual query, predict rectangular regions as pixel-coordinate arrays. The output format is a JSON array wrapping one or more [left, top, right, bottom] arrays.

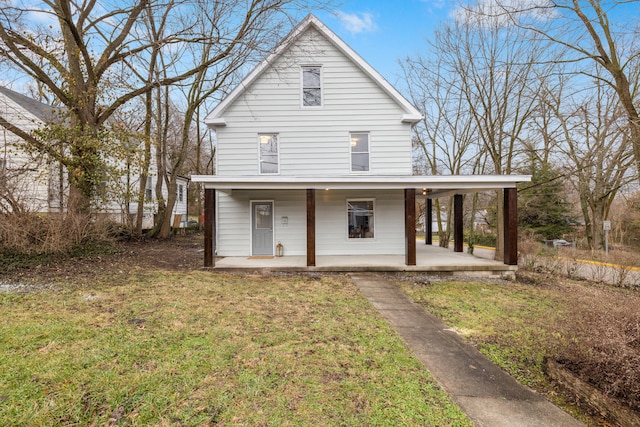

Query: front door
[[252, 201, 274, 255]]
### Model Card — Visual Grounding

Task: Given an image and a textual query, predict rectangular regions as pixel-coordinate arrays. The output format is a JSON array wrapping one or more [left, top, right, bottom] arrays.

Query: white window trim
[[346, 198, 376, 240], [178, 184, 184, 202], [300, 65, 323, 108], [349, 132, 371, 174], [257, 133, 280, 175]]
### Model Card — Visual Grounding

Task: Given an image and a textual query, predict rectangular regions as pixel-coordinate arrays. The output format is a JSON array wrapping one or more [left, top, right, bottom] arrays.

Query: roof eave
[[190, 175, 532, 191]]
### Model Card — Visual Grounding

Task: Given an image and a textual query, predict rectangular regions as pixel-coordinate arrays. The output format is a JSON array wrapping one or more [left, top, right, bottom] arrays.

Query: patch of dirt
[[513, 270, 640, 422], [0, 233, 205, 286], [116, 233, 205, 271]]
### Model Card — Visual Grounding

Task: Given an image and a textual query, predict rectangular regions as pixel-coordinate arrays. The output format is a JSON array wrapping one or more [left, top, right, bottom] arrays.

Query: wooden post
[[405, 188, 416, 265], [454, 194, 463, 253], [426, 198, 432, 245], [504, 187, 518, 265], [306, 189, 316, 267], [204, 188, 215, 267]]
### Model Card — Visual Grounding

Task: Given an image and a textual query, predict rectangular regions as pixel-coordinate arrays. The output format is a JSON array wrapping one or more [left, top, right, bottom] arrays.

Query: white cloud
[[421, 0, 448, 10], [336, 11, 377, 35]]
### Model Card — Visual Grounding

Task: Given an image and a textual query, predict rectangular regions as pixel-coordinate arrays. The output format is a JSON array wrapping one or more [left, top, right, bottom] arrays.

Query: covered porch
[[192, 175, 530, 273], [209, 242, 513, 277]]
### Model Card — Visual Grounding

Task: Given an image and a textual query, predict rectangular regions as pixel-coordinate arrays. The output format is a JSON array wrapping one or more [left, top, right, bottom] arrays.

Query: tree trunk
[[157, 178, 178, 238], [135, 88, 154, 234]]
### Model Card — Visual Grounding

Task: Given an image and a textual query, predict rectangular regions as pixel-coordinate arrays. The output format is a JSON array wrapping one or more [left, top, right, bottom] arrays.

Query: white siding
[[316, 189, 404, 255], [215, 27, 413, 177], [217, 189, 404, 257], [0, 90, 182, 227], [217, 190, 307, 256], [0, 93, 53, 212]]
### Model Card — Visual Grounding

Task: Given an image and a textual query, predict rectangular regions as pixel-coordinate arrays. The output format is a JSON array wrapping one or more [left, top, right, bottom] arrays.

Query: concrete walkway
[[350, 273, 583, 427]]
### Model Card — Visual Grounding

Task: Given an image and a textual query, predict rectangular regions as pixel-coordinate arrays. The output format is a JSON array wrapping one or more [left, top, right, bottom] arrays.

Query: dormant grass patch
[[0, 272, 470, 426], [396, 275, 640, 426]]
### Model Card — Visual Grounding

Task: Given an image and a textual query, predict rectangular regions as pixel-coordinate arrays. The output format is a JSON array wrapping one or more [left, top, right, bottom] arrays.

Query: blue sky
[[314, 0, 456, 86]]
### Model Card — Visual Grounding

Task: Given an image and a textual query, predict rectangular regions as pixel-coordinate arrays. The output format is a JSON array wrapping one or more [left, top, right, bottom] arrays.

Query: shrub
[[469, 232, 496, 247], [559, 297, 640, 412], [0, 211, 115, 257]]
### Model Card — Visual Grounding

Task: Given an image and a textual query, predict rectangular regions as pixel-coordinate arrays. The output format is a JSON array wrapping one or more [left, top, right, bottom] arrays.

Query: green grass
[[395, 278, 595, 423], [0, 272, 471, 426], [397, 280, 564, 389]]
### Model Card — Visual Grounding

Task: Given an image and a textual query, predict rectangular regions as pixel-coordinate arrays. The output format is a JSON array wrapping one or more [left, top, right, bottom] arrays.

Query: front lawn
[[0, 271, 470, 426], [396, 273, 640, 426]]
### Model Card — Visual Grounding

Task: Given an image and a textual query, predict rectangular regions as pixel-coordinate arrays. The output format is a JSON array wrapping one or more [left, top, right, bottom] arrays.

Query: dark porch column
[[306, 189, 316, 267], [204, 188, 216, 267], [405, 188, 416, 265], [426, 198, 432, 245], [503, 187, 518, 265], [454, 194, 463, 253]]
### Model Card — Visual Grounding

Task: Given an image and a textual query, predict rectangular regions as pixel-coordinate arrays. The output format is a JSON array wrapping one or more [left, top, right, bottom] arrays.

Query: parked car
[[552, 239, 573, 248]]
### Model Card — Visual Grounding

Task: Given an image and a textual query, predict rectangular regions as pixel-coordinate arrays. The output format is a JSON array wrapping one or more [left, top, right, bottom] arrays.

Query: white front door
[[252, 201, 274, 255]]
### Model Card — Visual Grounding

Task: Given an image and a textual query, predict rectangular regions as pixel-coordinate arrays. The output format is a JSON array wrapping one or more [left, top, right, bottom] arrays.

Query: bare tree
[[488, 0, 640, 182], [144, 0, 295, 238], [402, 51, 483, 247], [551, 76, 635, 249], [424, 14, 549, 259], [0, 0, 315, 215]]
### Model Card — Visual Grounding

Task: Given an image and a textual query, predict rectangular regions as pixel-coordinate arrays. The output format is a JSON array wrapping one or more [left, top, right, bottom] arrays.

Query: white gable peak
[[205, 14, 422, 127]]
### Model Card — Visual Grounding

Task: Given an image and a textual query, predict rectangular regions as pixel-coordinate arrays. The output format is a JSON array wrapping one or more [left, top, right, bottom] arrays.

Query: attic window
[[302, 66, 322, 107]]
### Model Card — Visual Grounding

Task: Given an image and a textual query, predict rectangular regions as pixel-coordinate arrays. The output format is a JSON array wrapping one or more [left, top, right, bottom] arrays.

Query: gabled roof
[[0, 86, 63, 123], [205, 14, 422, 127]]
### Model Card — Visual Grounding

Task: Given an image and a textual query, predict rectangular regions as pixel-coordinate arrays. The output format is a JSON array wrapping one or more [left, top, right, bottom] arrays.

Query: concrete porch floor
[[211, 241, 515, 277]]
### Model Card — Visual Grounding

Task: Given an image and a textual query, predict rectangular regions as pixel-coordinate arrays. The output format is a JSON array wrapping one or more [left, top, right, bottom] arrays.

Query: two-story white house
[[0, 85, 189, 229], [193, 14, 529, 268]]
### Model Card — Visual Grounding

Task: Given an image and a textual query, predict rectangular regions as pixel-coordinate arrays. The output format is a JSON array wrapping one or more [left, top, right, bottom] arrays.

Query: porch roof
[[191, 174, 531, 197]]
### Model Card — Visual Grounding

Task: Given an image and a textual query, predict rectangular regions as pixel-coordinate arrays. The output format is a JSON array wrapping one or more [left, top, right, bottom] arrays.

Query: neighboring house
[[192, 14, 529, 267], [474, 209, 491, 232], [0, 86, 64, 213], [0, 86, 188, 229], [417, 209, 448, 234]]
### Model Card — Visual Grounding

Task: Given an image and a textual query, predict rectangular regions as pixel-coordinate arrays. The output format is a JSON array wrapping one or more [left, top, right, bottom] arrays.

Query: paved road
[[466, 244, 640, 287], [350, 273, 584, 427]]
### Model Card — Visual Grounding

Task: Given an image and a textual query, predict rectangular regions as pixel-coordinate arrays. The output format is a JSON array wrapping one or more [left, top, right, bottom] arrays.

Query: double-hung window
[[350, 132, 370, 172], [301, 66, 322, 107], [145, 176, 153, 201], [178, 184, 184, 202], [259, 133, 279, 174], [347, 199, 375, 239]]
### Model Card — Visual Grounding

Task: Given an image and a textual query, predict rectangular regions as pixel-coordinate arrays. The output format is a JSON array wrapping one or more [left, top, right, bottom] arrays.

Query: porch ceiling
[[191, 174, 531, 196]]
